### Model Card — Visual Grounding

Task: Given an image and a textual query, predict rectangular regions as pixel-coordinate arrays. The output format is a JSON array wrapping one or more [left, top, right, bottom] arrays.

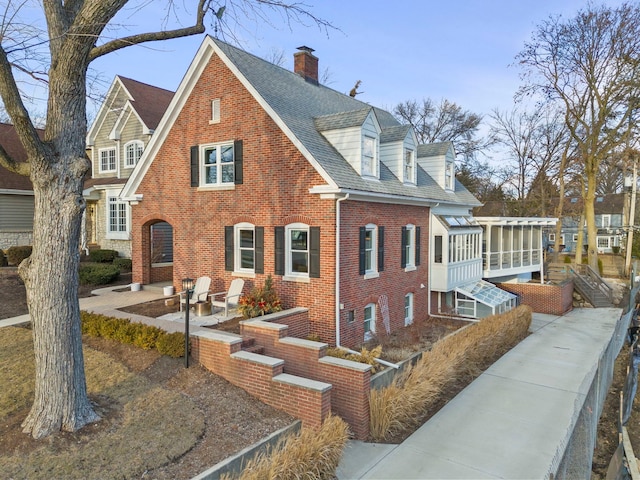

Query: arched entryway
[[142, 220, 173, 284]]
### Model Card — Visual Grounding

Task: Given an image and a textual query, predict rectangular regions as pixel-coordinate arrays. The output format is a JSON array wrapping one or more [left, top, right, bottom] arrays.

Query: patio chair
[[210, 278, 244, 317], [179, 276, 211, 312]]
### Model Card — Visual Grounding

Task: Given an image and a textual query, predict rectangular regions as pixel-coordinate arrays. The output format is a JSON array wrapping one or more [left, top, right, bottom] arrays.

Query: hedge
[[6, 245, 32, 266], [81, 311, 185, 357], [88, 249, 119, 263], [79, 263, 120, 285]]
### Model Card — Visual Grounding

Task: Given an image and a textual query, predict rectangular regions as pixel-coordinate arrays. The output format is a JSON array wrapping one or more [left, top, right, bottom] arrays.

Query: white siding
[[380, 141, 402, 180], [321, 126, 362, 172]]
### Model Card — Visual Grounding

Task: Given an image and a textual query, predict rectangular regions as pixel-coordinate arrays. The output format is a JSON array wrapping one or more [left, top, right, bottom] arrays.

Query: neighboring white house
[[83, 76, 173, 258]]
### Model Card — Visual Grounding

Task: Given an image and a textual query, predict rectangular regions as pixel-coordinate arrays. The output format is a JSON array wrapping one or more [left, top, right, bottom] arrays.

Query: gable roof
[[117, 76, 174, 131], [123, 37, 480, 207], [87, 76, 174, 145], [0, 123, 38, 192], [417, 141, 453, 158]]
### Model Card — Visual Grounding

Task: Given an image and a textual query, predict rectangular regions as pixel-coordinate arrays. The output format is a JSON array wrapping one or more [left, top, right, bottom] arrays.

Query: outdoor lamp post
[[182, 277, 193, 368]]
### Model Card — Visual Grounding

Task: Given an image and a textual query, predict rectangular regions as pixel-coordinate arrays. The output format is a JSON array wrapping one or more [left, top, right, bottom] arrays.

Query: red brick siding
[[191, 334, 331, 430], [498, 281, 573, 315], [339, 201, 430, 348], [131, 49, 432, 349], [241, 316, 371, 439], [131, 51, 337, 341]]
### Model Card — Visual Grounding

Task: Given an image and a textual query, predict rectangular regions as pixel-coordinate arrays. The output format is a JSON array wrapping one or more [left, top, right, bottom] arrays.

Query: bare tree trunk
[[20, 176, 99, 438], [20, 57, 98, 439], [585, 171, 599, 271]]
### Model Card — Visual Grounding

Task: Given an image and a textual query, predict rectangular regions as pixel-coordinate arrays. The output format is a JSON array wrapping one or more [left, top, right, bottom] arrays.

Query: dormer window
[[445, 160, 454, 190], [403, 148, 415, 184], [362, 135, 377, 177]]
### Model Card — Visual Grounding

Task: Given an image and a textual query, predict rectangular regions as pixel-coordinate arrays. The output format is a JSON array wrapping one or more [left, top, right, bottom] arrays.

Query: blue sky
[[88, 0, 619, 122]]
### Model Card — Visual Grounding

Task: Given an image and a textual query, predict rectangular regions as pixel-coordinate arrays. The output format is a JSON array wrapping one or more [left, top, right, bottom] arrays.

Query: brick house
[[84, 76, 173, 258], [121, 37, 505, 348]]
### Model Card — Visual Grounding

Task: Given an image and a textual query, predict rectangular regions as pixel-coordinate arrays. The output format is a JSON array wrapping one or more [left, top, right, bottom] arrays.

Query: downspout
[[335, 193, 349, 348], [427, 209, 433, 320]]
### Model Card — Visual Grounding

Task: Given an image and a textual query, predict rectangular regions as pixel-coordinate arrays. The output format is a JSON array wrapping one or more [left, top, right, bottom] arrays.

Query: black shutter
[[359, 226, 366, 275], [401, 226, 407, 268], [190, 145, 199, 187], [234, 140, 243, 185], [255, 227, 264, 274], [415, 226, 421, 266], [310, 226, 320, 278], [378, 226, 385, 272], [274, 227, 285, 275], [224, 226, 234, 271]]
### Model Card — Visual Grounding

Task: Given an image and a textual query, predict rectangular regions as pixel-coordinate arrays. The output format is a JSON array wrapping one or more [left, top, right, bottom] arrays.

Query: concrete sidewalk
[[0, 284, 214, 334], [337, 308, 625, 479]]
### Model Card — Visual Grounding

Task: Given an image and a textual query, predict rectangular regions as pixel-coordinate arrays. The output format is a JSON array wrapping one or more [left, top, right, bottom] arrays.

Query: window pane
[[206, 166, 217, 184], [221, 164, 234, 183], [291, 252, 308, 272], [240, 250, 254, 269], [220, 145, 233, 163], [291, 230, 308, 250], [239, 229, 254, 248], [205, 147, 217, 165]]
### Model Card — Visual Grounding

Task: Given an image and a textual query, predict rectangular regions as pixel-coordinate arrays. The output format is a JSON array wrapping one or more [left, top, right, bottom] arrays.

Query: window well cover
[[455, 280, 516, 308]]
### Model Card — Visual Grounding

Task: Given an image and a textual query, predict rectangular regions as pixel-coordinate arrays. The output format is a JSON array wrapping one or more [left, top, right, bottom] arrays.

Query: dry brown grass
[[369, 306, 532, 442], [222, 415, 349, 480], [0, 326, 204, 479]]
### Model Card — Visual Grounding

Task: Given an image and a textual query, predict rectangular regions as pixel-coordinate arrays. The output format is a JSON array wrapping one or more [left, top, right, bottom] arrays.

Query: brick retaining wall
[[498, 280, 573, 316]]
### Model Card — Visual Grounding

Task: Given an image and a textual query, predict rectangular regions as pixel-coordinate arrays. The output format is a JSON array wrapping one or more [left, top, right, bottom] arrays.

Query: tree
[[489, 105, 568, 216], [393, 98, 488, 161], [0, 0, 332, 439], [517, 2, 640, 271]]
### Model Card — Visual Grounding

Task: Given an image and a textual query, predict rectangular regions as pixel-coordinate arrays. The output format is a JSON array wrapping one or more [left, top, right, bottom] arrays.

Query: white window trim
[[105, 190, 130, 240], [403, 148, 415, 184], [209, 98, 221, 124], [124, 140, 144, 168], [362, 135, 378, 178], [404, 293, 414, 326], [234, 222, 255, 274], [404, 224, 416, 272], [99, 147, 117, 173], [285, 222, 310, 280], [364, 223, 379, 280], [601, 214, 611, 228], [364, 303, 376, 341], [199, 141, 235, 187], [445, 160, 454, 190]]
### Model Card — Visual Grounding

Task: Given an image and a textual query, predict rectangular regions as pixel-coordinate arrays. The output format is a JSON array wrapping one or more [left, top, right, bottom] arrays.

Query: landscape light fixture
[[182, 277, 193, 368]]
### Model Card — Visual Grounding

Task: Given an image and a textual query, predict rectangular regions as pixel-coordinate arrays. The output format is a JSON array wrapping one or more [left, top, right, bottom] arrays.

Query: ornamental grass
[[369, 305, 532, 442]]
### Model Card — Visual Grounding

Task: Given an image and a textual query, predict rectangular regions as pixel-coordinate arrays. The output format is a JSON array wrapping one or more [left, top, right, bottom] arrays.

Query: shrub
[[6, 245, 32, 266], [563, 255, 572, 264], [113, 257, 132, 272], [89, 249, 119, 263], [79, 263, 120, 285], [0, 251, 7, 267], [238, 275, 282, 318], [224, 415, 348, 480], [156, 332, 185, 358], [80, 311, 185, 358]]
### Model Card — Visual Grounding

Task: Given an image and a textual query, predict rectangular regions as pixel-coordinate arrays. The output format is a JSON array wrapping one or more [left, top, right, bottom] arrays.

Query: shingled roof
[[124, 37, 480, 207], [118, 76, 174, 131], [0, 123, 38, 191]]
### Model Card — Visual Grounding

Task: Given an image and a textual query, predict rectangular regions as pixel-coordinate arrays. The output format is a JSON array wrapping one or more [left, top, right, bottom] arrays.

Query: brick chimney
[[294, 46, 318, 85]]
